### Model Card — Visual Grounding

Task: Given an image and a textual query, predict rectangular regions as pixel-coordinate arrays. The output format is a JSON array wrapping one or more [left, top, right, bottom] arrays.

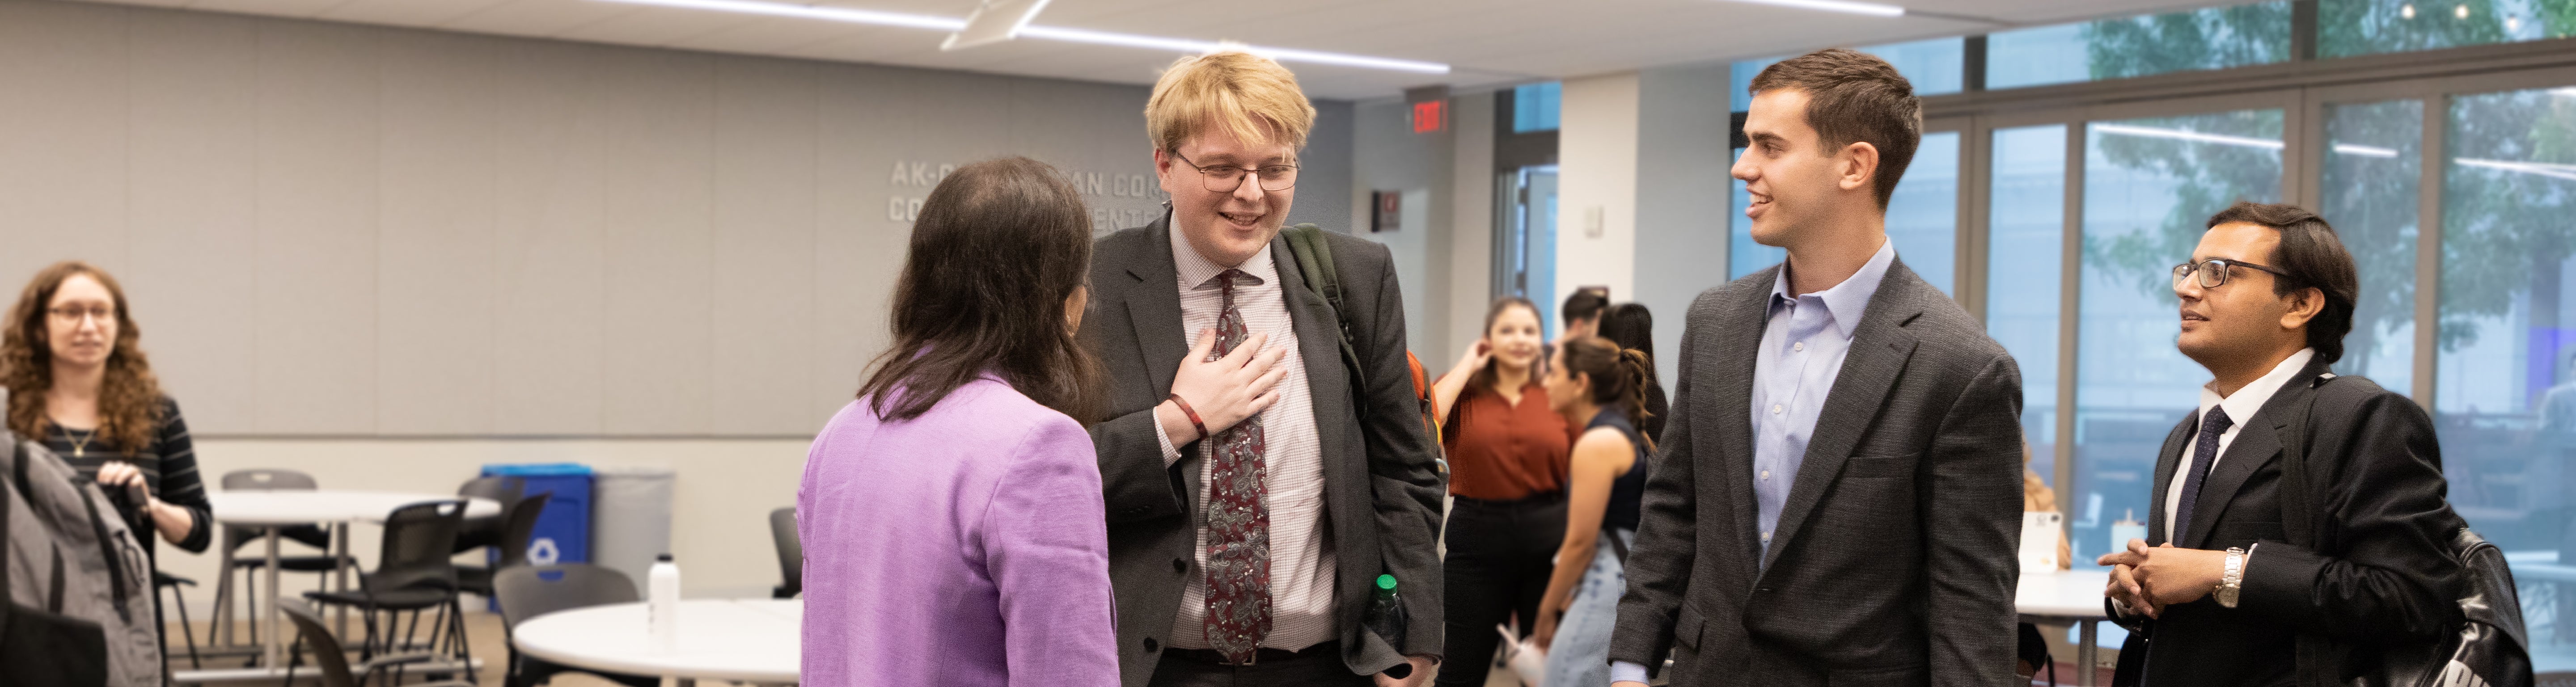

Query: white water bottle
[[649, 553, 681, 653]]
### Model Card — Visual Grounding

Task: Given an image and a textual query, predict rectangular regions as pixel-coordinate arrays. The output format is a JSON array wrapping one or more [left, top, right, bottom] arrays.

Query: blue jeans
[[1541, 528, 1632, 687]]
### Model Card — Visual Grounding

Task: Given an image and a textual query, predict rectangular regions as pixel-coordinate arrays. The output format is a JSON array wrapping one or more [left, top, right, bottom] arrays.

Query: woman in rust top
[[1427, 296, 1571, 687]]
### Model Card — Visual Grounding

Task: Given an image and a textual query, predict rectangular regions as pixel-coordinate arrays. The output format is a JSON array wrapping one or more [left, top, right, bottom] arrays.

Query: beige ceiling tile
[[183, 0, 350, 18], [553, 5, 765, 45], [438, 0, 641, 37], [318, 0, 515, 25]]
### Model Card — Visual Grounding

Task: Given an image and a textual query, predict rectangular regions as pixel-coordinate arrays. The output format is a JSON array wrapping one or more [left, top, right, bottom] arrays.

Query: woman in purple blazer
[[798, 156, 1118, 687]]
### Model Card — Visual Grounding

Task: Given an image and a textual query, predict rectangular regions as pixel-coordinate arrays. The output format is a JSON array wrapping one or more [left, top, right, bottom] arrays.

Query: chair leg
[[172, 582, 202, 670], [451, 598, 477, 684]]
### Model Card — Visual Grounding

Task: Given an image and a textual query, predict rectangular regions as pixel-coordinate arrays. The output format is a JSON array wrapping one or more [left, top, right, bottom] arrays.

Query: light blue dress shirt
[[1749, 239, 1895, 565], [1610, 239, 1895, 686]]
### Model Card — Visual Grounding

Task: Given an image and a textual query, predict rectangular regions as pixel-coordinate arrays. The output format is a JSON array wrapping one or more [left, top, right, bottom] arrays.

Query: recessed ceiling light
[[1715, 0, 1906, 18], [594, 0, 1451, 73]]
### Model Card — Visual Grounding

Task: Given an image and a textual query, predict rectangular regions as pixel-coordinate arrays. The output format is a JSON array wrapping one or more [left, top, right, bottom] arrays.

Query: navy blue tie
[[2173, 406, 2234, 545]]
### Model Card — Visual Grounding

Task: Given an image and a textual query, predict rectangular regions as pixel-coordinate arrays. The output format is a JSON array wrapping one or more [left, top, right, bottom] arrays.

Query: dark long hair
[[1596, 302, 1657, 385], [3, 261, 165, 451], [1560, 335, 1656, 451], [856, 157, 1105, 423]]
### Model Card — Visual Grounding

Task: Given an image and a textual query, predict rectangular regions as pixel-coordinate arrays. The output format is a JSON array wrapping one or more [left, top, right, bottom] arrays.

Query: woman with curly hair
[[2, 261, 210, 559]]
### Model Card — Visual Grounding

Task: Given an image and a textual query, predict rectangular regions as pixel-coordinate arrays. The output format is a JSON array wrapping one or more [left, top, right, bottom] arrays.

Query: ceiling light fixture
[[593, 0, 1451, 73], [1716, 0, 1906, 18], [943, 0, 1051, 51], [2094, 123, 2283, 150]]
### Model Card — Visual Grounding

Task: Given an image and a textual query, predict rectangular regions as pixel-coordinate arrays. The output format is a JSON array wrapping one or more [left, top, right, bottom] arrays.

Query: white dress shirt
[[2164, 348, 2316, 539], [1151, 228, 1337, 651]]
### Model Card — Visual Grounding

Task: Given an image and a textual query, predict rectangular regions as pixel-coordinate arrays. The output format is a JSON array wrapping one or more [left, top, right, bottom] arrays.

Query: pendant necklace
[[67, 427, 93, 458]]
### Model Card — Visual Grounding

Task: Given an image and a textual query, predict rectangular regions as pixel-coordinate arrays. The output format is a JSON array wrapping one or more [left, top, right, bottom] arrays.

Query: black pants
[[1436, 493, 1567, 687]]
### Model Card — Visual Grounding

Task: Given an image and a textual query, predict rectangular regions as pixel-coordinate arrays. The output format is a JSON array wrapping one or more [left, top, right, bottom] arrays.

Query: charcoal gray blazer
[[1607, 259, 2026, 687], [1078, 215, 1446, 687]]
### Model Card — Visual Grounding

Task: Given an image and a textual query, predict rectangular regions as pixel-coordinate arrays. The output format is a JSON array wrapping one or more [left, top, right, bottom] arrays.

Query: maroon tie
[[1202, 269, 1272, 662]]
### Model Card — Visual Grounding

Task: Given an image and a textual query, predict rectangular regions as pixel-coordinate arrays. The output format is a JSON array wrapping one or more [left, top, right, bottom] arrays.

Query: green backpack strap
[[1280, 224, 1370, 416]]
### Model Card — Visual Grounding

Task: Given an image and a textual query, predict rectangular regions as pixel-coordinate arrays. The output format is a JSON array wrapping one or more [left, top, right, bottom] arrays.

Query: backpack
[[0, 435, 158, 687], [1278, 224, 1447, 469], [2275, 375, 2532, 687]]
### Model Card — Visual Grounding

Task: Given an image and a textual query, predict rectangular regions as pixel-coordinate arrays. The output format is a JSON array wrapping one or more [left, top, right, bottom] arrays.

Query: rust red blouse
[[1441, 382, 1572, 501]]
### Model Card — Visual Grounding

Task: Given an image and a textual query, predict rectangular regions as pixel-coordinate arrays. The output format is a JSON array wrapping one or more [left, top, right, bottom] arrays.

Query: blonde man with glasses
[[1076, 51, 1444, 687]]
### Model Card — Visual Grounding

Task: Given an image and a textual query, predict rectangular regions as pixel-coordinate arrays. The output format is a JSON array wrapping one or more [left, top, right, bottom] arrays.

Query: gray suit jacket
[[1607, 260, 2025, 687], [1079, 215, 1445, 687]]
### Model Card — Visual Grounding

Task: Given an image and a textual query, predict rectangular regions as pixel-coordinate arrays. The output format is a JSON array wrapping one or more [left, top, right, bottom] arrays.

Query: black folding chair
[[492, 565, 658, 687], [215, 468, 342, 656], [769, 507, 800, 598], [302, 500, 472, 682], [459, 492, 552, 598], [280, 598, 470, 687]]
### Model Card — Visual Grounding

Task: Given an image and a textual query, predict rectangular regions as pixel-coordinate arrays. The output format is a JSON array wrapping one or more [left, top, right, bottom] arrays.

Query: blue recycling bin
[[480, 463, 593, 569]]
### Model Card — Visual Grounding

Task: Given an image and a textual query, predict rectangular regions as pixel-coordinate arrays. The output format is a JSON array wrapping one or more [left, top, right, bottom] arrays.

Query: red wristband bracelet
[[1167, 393, 1210, 442]]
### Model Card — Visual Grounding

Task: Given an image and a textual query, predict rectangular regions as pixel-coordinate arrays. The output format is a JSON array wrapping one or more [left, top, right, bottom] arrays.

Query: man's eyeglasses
[[1170, 150, 1298, 193], [2172, 258, 2293, 290]]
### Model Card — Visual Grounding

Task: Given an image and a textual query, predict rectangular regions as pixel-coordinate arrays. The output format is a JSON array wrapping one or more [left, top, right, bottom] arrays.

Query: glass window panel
[[1729, 37, 1966, 112], [2435, 85, 2576, 664], [1888, 131, 1960, 294], [1988, 124, 2066, 492], [2321, 99, 2424, 395], [1514, 82, 1562, 133], [2074, 109, 2285, 570], [2320, 0, 2575, 58], [1987, 2, 2294, 91]]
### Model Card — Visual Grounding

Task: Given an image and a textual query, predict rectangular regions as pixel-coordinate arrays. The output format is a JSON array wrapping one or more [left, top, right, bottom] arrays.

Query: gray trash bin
[[590, 466, 676, 590]]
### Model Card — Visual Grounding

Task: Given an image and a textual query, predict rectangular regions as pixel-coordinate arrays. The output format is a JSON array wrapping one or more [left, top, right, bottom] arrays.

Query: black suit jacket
[[1078, 215, 1446, 687], [2111, 361, 2464, 687], [1607, 261, 2026, 687]]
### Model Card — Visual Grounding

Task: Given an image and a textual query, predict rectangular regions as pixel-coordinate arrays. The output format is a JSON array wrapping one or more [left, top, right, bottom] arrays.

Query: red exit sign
[[1411, 100, 1447, 134]]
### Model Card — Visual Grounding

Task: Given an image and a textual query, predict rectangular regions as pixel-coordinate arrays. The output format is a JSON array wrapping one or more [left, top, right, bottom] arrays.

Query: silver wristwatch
[[2216, 546, 2247, 608]]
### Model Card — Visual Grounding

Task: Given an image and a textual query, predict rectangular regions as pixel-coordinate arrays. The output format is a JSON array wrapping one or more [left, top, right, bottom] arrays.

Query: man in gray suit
[[1609, 48, 2026, 687], [1079, 51, 1444, 687]]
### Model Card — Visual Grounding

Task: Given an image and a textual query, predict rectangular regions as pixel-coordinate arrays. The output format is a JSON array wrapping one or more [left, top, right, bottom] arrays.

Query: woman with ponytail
[[1531, 335, 1655, 687]]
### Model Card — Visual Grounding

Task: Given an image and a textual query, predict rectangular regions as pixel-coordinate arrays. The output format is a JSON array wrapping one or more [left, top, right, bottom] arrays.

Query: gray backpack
[[1, 434, 159, 687]]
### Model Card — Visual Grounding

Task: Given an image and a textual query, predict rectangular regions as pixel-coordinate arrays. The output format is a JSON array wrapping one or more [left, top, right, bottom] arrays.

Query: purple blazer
[[797, 378, 1119, 687]]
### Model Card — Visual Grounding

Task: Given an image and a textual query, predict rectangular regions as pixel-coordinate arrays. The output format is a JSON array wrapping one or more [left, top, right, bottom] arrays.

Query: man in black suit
[[2099, 202, 2464, 687], [1607, 48, 2026, 687], [1078, 51, 1443, 687]]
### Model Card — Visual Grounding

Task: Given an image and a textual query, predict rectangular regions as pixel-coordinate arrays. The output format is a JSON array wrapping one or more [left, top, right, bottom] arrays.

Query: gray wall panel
[[489, 39, 610, 434], [124, 10, 261, 432], [376, 30, 499, 435], [253, 20, 379, 434], [597, 50, 716, 435], [709, 58, 820, 436]]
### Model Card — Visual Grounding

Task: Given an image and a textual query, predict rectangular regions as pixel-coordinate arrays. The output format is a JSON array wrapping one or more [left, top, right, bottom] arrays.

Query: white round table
[[201, 491, 502, 673], [513, 598, 801, 685], [2015, 569, 2112, 687]]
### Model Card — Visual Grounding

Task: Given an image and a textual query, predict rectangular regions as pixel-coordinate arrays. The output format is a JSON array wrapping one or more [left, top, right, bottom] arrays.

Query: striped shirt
[[1153, 228, 1336, 651], [46, 396, 213, 557]]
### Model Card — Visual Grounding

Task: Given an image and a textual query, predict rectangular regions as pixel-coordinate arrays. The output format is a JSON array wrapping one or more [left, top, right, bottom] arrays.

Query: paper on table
[[2021, 510, 2065, 573]]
